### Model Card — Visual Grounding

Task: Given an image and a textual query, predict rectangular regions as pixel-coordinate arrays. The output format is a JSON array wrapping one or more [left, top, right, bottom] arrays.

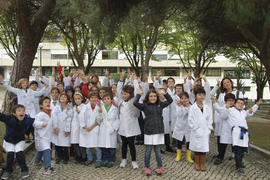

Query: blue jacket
[[0, 113, 35, 144]]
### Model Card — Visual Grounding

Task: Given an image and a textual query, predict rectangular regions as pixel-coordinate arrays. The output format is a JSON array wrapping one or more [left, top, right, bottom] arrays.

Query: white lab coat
[[70, 104, 85, 144], [218, 105, 258, 147], [170, 94, 180, 131], [4, 84, 47, 118], [50, 100, 60, 111], [51, 105, 73, 147], [33, 111, 53, 151], [98, 105, 120, 148], [162, 106, 170, 134], [188, 102, 213, 152], [172, 105, 191, 142], [213, 90, 243, 136], [79, 103, 102, 148]]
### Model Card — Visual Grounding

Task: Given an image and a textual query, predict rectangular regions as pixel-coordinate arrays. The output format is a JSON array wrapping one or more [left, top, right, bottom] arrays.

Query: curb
[[250, 144, 270, 157]]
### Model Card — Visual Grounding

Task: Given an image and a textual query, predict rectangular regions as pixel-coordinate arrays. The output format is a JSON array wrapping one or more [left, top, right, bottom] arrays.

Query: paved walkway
[[2, 136, 270, 180]]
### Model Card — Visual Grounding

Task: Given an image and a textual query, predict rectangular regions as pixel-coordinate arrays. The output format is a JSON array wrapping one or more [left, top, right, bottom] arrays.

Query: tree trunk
[[256, 83, 264, 101]]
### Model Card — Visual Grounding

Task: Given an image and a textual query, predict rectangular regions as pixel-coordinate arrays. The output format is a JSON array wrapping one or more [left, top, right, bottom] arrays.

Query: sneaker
[[131, 161, 139, 169], [42, 167, 56, 175], [237, 168, 245, 175], [21, 171, 29, 179], [155, 167, 163, 175], [106, 161, 114, 168], [84, 160, 93, 166], [144, 167, 151, 176], [214, 158, 223, 165], [1, 171, 11, 180], [103, 161, 109, 167], [119, 159, 127, 168], [95, 161, 102, 168]]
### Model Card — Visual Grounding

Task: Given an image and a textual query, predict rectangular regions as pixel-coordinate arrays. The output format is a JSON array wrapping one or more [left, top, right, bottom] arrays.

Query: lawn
[[248, 121, 270, 151], [0, 123, 6, 160]]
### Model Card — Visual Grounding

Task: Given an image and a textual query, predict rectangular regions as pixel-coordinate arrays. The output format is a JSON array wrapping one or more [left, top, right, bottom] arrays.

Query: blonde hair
[[17, 78, 28, 89]]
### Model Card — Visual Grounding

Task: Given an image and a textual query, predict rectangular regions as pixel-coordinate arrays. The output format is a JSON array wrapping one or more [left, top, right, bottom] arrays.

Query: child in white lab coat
[[172, 92, 194, 163], [98, 92, 120, 168], [52, 93, 73, 164], [33, 97, 56, 175], [79, 92, 103, 168], [70, 92, 85, 163], [50, 87, 60, 110], [188, 87, 213, 171]]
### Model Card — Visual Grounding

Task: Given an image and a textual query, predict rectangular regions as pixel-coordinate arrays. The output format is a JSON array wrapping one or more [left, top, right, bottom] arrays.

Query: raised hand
[[120, 70, 125, 81], [54, 128, 59, 135], [249, 107, 253, 114], [176, 99, 181, 107], [138, 86, 143, 95], [104, 69, 109, 77], [211, 95, 216, 104], [257, 98, 263, 105], [64, 132, 70, 137], [42, 123, 48, 128]]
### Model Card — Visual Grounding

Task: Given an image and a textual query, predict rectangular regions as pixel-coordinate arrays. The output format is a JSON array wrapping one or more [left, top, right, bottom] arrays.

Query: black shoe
[[62, 160, 68, 164], [106, 162, 114, 168], [84, 160, 93, 166], [214, 158, 223, 165], [103, 161, 109, 167], [228, 156, 234, 160], [236, 168, 245, 175], [212, 154, 218, 159], [55, 159, 61, 164], [160, 149, 166, 154], [166, 147, 176, 153]]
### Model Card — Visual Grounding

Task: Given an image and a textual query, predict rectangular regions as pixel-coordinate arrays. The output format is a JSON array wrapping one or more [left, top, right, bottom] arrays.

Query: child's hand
[[157, 70, 162, 78], [257, 98, 263, 105], [176, 99, 181, 107], [110, 73, 113, 80], [98, 107, 102, 113], [75, 106, 79, 113], [211, 95, 216, 104], [44, 83, 49, 88], [64, 132, 70, 137], [51, 67, 55, 77], [54, 128, 59, 135], [42, 123, 48, 128], [138, 86, 143, 95], [120, 70, 125, 81], [104, 69, 109, 77], [86, 126, 93, 132], [216, 79, 220, 87], [249, 107, 253, 114], [151, 76, 155, 82]]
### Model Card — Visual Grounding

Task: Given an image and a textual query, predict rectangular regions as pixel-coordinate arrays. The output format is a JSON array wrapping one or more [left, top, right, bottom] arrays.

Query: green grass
[[248, 121, 270, 151], [0, 123, 6, 160]]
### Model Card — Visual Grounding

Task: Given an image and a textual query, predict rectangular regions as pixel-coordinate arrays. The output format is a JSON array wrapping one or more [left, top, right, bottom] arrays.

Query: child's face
[[122, 91, 131, 101], [196, 93, 205, 103], [74, 88, 81, 93], [51, 89, 59, 101], [59, 95, 68, 104], [57, 84, 64, 93], [91, 87, 98, 94], [30, 84, 38, 91], [41, 99, 51, 111], [89, 96, 98, 105], [167, 79, 175, 88], [103, 96, 112, 106], [235, 100, 245, 110], [181, 96, 190, 106], [112, 85, 117, 94], [74, 95, 83, 106], [226, 99, 235, 107], [21, 80, 28, 90], [14, 107, 25, 121], [88, 83, 93, 90], [99, 90, 106, 99], [175, 86, 183, 95], [66, 90, 73, 98], [163, 83, 168, 90], [149, 92, 157, 104]]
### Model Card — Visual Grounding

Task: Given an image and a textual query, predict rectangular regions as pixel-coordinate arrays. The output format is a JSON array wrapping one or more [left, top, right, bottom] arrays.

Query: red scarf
[[43, 109, 52, 117]]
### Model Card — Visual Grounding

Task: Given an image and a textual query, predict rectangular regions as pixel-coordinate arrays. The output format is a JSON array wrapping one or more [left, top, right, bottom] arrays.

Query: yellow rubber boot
[[175, 150, 182, 161], [186, 150, 194, 163]]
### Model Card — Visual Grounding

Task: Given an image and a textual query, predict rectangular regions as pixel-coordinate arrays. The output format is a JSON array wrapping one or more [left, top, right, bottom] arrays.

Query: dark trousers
[[72, 144, 86, 161], [177, 140, 190, 150], [195, 152, 206, 155], [121, 136, 136, 161], [164, 134, 171, 149], [55, 146, 69, 161], [5, 151, 28, 173], [102, 148, 116, 162], [217, 136, 221, 155], [217, 143, 228, 160], [234, 146, 245, 169], [136, 112, 144, 142]]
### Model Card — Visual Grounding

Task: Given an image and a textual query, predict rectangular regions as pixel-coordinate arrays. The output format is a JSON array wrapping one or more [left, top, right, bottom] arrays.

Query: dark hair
[[162, 80, 168, 85], [236, 98, 245, 104], [59, 93, 69, 103], [12, 104, 25, 113], [30, 81, 38, 87], [220, 77, 234, 93], [91, 74, 99, 84], [180, 92, 189, 99], [88, 91, 99, 99], [51, 87, 60, 94], [175, 83, 183, 89], [167, 77, 175, 84], [102, 92, 113, 100], [39, 96, 51, 107], [65, 86, 74, 94], [57, 82, 64, 87], [74, 86, 82, 91], [143, 90, 161, 105], [122, 85, 134, 100], [90, 85, 99, 92], [224, 93, 236, 102], [194, 86, 206, 96]]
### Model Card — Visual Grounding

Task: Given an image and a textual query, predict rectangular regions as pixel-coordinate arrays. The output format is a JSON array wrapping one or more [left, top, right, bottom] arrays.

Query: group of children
[[0, 65, 263, 179]]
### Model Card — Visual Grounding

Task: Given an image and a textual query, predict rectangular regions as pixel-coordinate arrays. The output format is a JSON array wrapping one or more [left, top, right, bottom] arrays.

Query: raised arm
[[133, 93, 144, 111], [160, 93, 173, 109]]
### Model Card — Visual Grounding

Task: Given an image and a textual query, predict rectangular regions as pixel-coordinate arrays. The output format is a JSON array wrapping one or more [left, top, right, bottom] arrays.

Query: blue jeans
[[86, 148, 102, 162], [144, 145, 162, 168], [35, 149, 51, 169], [101, 148, 116, 162]]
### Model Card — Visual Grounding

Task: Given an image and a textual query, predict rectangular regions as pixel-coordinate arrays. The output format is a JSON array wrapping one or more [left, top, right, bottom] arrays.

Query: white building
[[0, 42, 269, 100]]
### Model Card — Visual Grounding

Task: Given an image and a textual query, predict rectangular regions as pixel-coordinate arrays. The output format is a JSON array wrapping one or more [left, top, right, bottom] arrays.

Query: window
[[102, 50, 118, 59], [205, 68, 221, 77], [51, 50, 68, 60], [42, 67, 52, 76], [163, 68, 179, 76], [224, 70, 251, 79], [152, 54, 167, 61]]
